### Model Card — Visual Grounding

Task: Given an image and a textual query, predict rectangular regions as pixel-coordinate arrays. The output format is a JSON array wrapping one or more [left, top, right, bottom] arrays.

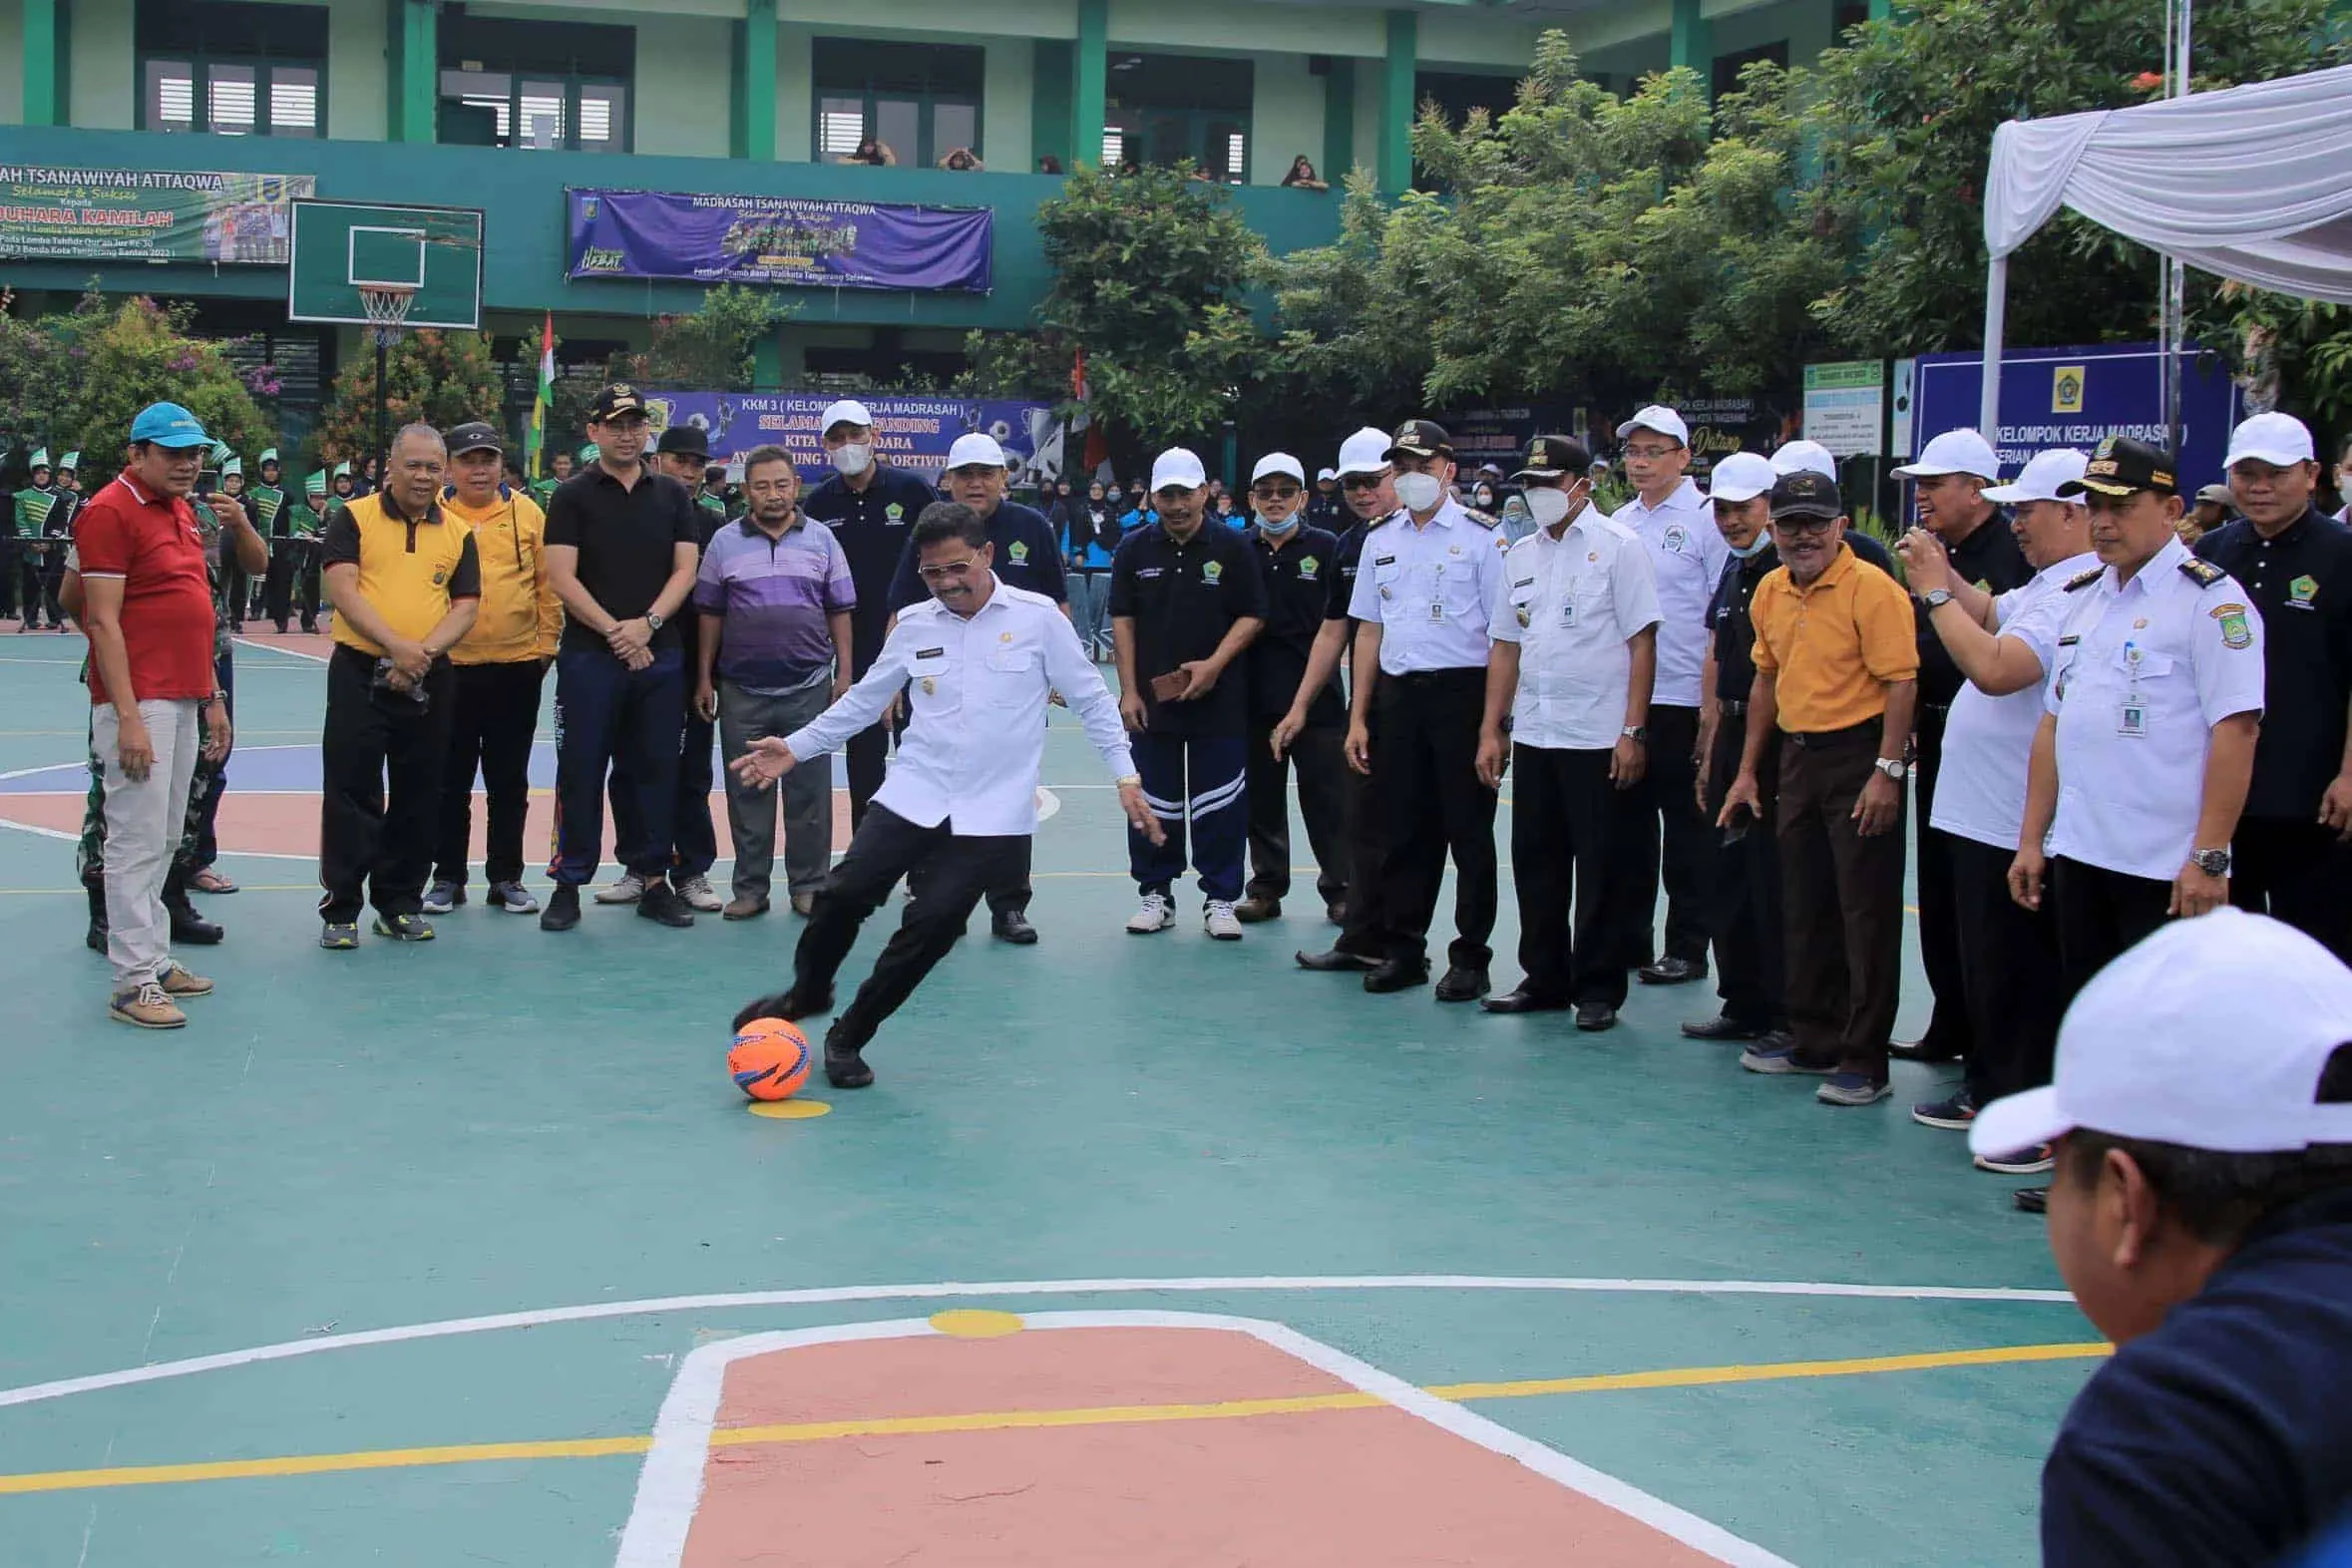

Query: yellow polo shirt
[[322, 493, 481, 656], [1751, 542, 1918, 732]]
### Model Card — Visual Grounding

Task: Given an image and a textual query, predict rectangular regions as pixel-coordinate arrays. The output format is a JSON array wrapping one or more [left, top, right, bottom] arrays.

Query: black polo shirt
[[2197, 506, 2352, 821], [2041, 1185, 2352, 1567], [887, 499, 1066, 614], [803, 465, 937, 676], [1916, 508, 2032, 708], [1246, 524, 1344, 727], [545, 464, 701, 655], [1324, 521, 1370, 622], [1108, 520, 1269, 739]]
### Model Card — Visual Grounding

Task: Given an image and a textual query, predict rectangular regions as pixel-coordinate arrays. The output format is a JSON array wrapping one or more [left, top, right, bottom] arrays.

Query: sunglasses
[[917, 558, 981, 583], [1250, 484, 1303, 502], [1773, 514, 1839, 535], [1340, 472, 1388, 492]]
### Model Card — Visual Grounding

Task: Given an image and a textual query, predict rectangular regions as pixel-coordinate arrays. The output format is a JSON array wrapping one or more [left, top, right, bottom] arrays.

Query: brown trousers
[[1775, 722, 1905, 1081]]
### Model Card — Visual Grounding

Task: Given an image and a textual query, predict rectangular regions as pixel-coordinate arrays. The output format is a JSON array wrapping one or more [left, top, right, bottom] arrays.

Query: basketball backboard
[[287, 199, 484, 329]]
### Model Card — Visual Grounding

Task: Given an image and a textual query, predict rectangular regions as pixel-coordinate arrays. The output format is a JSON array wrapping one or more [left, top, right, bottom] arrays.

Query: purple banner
[[564, 188, 991, 293]]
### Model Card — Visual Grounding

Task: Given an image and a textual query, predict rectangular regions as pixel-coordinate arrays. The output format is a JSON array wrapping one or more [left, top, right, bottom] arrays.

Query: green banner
[[0, 166, 317, 264]]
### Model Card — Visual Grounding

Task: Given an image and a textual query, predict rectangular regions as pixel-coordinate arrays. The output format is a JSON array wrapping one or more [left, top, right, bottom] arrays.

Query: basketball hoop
[[358, 280, 418, 345]]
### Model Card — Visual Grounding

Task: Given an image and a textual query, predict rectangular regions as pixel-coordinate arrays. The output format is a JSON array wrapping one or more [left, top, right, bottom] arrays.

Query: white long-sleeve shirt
[[783, 576, 1134, 836]]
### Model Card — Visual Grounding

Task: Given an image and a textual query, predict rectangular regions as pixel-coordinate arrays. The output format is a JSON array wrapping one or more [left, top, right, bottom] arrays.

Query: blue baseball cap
[[128, 402, 210, 449]]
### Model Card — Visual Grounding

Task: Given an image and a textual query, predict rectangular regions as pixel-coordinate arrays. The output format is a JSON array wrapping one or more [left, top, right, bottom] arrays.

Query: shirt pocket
[[908, 648, 958, 710], [2118, 647, 2182, 716], [1438, 559, 1481, 614], [1372, 561, 1407, 619]]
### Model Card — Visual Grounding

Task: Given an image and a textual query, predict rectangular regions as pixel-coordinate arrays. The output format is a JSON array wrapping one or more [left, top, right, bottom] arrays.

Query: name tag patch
[[916, 646, 945, 659]]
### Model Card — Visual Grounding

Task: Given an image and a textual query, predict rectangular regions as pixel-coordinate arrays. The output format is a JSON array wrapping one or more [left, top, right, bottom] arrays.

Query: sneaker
[[636, 882, 695, 928], [1816, 1073, 1893, 1106], [1975, 1142, 2056, 1176], [487, 881, 539, 915], [157, 964, 213, 997], [540, 885, 582, 932], [1911, 1088, 1978, 1130], [1740, 1041, 1834, 1075], [593, 872, 647, 906], [109, 982, 186, 1028], [672, 873, 723, 913], [1203, 901, 1244, 941], [1126, 892, 1175, 934], [319, 922, 360, 950], [373, 913, 436, 942], [422, 879, 464, 915]]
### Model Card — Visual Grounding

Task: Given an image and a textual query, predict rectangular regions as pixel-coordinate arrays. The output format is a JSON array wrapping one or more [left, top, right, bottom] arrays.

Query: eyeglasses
[[918, 559, 981, 583], [1340, 472, 1388, 492], [1623, 444, 1681, 462], [1772, 514, 1839, 535]]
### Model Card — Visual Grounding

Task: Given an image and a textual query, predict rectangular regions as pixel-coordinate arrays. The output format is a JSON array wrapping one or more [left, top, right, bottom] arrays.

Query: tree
[[614, 284, 794, 391], [38, 292, 270, 470], [315, 328, 505, 467]]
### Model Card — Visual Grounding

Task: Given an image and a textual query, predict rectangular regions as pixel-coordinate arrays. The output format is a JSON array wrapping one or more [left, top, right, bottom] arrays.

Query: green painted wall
[[326, 0, 387, 142], [776, 23, 812, 161], [66, 0, 129, 130], [1031, 38, 1072, 169], [1249, 50, 1324, 187], [634, 16, 732, 157], [1, 0, 27, 125], [981, 36, 1034, 172]]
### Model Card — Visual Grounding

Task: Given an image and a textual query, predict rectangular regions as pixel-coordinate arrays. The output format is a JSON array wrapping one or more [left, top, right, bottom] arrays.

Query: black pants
[[845, 718, 893, 830], [19, 547, 61, 625], [1909, 706, 1969, 1055], [1510, 744, 1629, 1006], [1776, 724, 1904, 1081], [550, 643, 686, 885], [1949, 834, 2062, 1108], [1244, 718, 1348, 906], [2052, 856, 2173, 1003], [265, 546, 321, 629], [1704, 712, 1786, 1028], [792, 804, 1028, 1047], [2231, 817, 2352, 965], [221, 557, 249, 629], [1370, 667, 1496, 971], [193, 649, 234, 869], [434, 659, 545, 886], [320, 645, 455, 924], [1331, 717, 1387, 959], [1608, 702, 1711, 969]]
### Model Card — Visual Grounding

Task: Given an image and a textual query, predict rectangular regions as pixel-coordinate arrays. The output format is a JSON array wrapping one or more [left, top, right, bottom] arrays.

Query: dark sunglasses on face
[[1340, 473, 1386, 492]]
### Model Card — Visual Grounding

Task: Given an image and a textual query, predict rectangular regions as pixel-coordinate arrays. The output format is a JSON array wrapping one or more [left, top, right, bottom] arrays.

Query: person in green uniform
[[245, 449, 286, 623], [216, 455, 252, 631], [14, 447, 63, 631], [529, 448, 575, 511], [275, 470, 329, 633]]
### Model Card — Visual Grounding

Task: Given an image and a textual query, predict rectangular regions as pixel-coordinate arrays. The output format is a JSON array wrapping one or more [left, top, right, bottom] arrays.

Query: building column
[[23, 0, 62, 126], [396, 0, 438, 144], [1376, 9, 1416, 195], [1322, 57, 1355, 185], [1073, 0, 1107, 169], [735, 0, 777, 160], [1868, 0, 1895, 19], [1033, 40, 1073, 171], [1670, 0, 1713, 85]]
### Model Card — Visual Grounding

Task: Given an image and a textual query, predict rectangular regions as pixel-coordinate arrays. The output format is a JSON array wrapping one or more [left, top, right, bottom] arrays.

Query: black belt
[[1783, 716, 1883, 749], [1389, 666, 1484, 685]]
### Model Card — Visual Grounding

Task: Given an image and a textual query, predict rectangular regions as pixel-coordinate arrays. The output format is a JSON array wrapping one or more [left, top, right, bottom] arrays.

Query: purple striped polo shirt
[[691, 514, 857, 688]]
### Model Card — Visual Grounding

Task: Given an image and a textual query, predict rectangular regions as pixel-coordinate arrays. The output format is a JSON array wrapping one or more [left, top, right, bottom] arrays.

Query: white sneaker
[[672, 873, 723, 913], [1125, 892, 1175, 934], [593, 871, 647, 906], [1203, 901, 1244, 941]]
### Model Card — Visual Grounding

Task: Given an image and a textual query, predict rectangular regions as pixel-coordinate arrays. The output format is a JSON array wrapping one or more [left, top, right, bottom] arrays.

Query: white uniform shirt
[[1488, 511, 1662, 750], [1617, 477, 1729, 708], [1930, 552, 2099, 852], [784, 578, 1133, 836], [1345, 499, 1509, 675], [2035, 538, 2266, 881]]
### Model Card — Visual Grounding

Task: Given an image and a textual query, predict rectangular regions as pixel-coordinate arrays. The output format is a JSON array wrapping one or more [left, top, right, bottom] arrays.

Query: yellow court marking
[[929, 1309, 1027, 1339], [0, 1340, 2109, 1498], [747, 1099, 831, 1120]]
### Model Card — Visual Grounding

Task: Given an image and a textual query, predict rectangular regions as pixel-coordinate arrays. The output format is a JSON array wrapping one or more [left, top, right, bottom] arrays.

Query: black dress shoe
[[1575, 1002, 1619, 1031], [1889, 1035, 1965, 1063], [2013, 1187, 2048, 1214], [1636, 956, 1707, 985], [540, 884, 581, 931], [167, 901, 224, 946], [1433, 966, 1490, 1002], [636, 883, 695, 928], [1681, 1011, 1765, 1041], [991, 911, 1038, 945], [1362, 959, 1429, 993], [732, 988, 835, 1029], [1297, 947, 1378, 972], [1325, 900, 1348, 926], [1480, 988, 1571, 1014], [824, 1025, 875, 1088]]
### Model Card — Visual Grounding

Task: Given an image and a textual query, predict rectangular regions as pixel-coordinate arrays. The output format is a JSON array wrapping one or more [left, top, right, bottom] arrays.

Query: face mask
[[1255, 510, 1298, 537], [1730, 534, 1773, 559], [1523, 487, 1572, 529], [830, 443, 874, 478], [1394, 472, 1443, 513], [1473, 488, 1496, 509]]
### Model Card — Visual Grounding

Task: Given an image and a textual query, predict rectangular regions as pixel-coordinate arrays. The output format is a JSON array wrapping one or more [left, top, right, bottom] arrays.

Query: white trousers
[[94, 698, 201, 990]]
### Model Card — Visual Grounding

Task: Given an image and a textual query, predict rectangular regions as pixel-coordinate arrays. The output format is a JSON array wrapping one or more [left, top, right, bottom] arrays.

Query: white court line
[[0, 1273, 2074, 1413], [230, 636, 331, 664], [614, 1311, 1794, 1568]]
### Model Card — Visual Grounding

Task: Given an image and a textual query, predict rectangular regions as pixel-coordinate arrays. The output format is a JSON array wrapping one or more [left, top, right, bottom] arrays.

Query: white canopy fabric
[[1978, 63, 2352, 433]]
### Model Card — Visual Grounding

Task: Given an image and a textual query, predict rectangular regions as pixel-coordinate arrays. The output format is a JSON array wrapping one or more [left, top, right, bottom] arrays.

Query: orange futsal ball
[[729, 1017, 812, 1102]]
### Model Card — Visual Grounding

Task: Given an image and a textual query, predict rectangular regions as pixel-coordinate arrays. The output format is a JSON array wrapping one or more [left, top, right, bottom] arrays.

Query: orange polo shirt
[[1750, 542, 1918, 731]]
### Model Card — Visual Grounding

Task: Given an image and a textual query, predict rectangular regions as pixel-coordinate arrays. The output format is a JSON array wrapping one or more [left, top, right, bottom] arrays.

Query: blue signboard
[[1913, 343, 2243, 489], [639, 391, 1056, 488], [566, 188, 992, 294]]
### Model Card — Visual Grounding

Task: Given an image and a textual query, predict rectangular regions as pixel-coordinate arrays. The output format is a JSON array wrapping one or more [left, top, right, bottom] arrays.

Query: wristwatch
[[1621, 725, 1647, 743], [1873, 757, 1908, 780], [645, 611, 665, 632], [2190, 847, 2231, 876], [1921, 588, 1955, 609]]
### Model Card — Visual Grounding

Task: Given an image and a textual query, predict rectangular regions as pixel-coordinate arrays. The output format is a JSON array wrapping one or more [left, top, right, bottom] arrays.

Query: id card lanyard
[[2120, 638, 2147, 738]]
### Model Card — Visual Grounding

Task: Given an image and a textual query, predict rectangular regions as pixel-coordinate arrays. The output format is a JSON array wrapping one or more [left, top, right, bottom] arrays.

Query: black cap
[[588, 382, 649, 422], [655, 424, 710, 459], [1383, 419, 1454, 463], [1768, 470, 1845, 522], [2059, 435, 2178, 500], [447, 421, 502, 456], [1514, 434, 1591, 481]]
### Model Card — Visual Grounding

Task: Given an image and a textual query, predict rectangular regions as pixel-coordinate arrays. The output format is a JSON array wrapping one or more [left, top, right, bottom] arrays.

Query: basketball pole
[[373, 328, 389, 495]]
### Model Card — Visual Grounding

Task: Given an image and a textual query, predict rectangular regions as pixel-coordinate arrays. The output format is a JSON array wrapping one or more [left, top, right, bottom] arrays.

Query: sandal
[[191, 868, 239, 895]]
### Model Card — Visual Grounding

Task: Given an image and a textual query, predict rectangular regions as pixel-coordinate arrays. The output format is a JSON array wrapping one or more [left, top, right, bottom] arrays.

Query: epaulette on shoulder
[[2064, 567, 2104, 591], [2179, 557, 2225, 588]]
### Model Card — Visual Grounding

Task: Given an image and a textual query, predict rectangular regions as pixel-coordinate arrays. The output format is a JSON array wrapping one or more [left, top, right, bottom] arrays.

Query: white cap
[[2224, 410, 2317, 471], [820, 398, 875, 434], [1251, 452, 1306, 486], [1893, 428, 1999, 481], [1623, 405, 1689, 447], [1971, 909, 2352, 1159], [1317, 467, 1338, 483], [1770, 440, 1839, 482], [946, 432, 1007, 471], [1705, 451, 1777, 505], [1150, 447, 1208, 492], [1982, 448, 2091, 505], [1336, 427, 1390, 478]]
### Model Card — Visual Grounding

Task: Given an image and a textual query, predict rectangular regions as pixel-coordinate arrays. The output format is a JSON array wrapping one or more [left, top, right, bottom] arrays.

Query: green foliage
[[615, 284, 794, 391], [316, 328, 505, 467], [28, 293, 271, 472], [2208, 289, 2352, 444]]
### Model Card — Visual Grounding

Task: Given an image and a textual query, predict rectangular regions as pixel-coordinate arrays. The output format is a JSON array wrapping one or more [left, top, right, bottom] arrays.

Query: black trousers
[[1244, 718, 1349, 906], [265, 545, 321, 629], [792, 804, 1028, 1047], [1949, 834, 2063, 1108], [221, 558, 249, 629], [434, 659, 545, 886], [320, 645, 455, 924], [1704, 712, 1786, 1028], [1909, 705, 1969, 1055], [1370, 667, 1496, 971], [2052, 856, 2173, 1004], [1510, 744, 1630, 1006], [845, 718, 891, 830], [1776, 725, 1905, 1081], [2231, 817, 2352, 965], [193, 649, 233, 869], [1330, 714, 1388, 959], [1608, 702, 1712, 969]]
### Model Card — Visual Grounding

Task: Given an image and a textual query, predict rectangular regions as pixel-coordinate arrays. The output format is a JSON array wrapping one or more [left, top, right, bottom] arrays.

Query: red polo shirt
[[74, 469, 216, 706]]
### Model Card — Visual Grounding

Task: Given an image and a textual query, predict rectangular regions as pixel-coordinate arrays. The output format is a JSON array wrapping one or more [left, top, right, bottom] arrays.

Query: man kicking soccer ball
[[730, 503, 1160, 1087]]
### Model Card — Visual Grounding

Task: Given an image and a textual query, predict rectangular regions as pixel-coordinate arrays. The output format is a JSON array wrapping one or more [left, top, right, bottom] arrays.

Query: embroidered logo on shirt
[[1298, 556, 1320, 580], [885, 503, 905, 523], [2212, 602, 2254, 649], [2292, 574, 2320, 606], [1203, 561, 1224, 583], [1008, 541, 1029, 563], [1664, 525, 1689, 553]]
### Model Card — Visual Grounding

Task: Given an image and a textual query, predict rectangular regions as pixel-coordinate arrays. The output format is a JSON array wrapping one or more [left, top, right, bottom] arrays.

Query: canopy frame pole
[[1979, 253, 2008, 440]]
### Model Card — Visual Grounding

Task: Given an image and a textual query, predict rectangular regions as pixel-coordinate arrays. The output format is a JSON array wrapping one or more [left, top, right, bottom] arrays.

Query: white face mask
[[830, 443, 874, 478], [1730, 534, 1774, 560], [1523, 486, 1574, 529], [1393, 472, 1443, 514], [1255, 509, 1298, 537]]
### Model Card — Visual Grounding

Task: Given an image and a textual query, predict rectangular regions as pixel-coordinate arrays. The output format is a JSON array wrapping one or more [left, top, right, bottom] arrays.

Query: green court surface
[[0, 631, 2090, 1566]]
